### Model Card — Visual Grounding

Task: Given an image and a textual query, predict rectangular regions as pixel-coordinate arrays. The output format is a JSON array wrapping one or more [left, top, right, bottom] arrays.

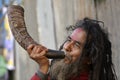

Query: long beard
[[49, 59, 81, 80]]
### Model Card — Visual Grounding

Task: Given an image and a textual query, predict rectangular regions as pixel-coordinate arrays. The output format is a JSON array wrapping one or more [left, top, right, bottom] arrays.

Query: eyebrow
[[68, 36, 81, 45]]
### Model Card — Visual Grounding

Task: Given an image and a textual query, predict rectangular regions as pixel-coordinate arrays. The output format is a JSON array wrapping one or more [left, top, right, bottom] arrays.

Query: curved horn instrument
[[7, 5, 65, 59]]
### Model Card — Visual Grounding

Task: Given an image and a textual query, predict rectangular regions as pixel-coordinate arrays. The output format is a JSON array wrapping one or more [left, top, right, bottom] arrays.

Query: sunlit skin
[[27, 44, 49, 74], [63, 28, 87, 64], [27, 28, 87, 74]]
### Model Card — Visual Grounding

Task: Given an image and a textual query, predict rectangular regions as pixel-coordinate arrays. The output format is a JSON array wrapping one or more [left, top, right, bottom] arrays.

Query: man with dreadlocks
[[27, 18, 117, 80]]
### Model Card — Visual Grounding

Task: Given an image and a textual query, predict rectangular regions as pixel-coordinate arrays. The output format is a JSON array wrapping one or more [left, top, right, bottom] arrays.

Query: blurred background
[[0, 0, 120, 80]]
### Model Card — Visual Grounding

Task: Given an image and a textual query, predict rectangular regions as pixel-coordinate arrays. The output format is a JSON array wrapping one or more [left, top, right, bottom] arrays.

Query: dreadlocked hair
[[65, 17, 117, 80]]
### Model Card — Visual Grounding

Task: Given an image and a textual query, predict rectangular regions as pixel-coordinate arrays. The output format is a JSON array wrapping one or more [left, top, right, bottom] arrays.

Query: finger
[[30, 51, 45, 60], [29, 46, 38, 58], [31, 49, 47, 59], [36, 47, 41, 53], [27, 44, 35, 54], [37, 49, 48, 58], [29, 45, 48, 59], [30, 45, 43, 57], [32, 46, 39, 54], [33, 45, 48, 55]]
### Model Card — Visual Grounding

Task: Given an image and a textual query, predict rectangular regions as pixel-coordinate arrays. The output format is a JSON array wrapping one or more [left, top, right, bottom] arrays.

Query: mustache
[[64, 50, 72, 62]]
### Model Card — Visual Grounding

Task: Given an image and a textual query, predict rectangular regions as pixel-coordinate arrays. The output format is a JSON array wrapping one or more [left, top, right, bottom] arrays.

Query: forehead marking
[[74, 28, 83, 33], [71, 28, 83, 39], [71, 28, 83, 41]]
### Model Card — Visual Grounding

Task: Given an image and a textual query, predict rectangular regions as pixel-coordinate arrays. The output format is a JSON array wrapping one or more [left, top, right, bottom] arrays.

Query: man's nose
[[64, 41, 73, 52]]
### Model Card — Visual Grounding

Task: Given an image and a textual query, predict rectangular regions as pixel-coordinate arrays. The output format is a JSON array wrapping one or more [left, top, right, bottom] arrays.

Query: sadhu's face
[[63, 28, 87, 64]]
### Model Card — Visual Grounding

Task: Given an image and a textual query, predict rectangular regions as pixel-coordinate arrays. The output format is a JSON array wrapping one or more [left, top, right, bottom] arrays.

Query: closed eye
[[74, 42, 81, 48], [66, 36, 81, 48]]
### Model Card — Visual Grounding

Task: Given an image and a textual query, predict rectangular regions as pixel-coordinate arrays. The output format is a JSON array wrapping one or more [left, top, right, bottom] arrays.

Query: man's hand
[[27, 44, 49, 74]]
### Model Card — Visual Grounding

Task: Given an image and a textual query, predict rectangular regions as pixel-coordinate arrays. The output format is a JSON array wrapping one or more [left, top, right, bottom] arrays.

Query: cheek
[[71, 49, 82, 62]]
